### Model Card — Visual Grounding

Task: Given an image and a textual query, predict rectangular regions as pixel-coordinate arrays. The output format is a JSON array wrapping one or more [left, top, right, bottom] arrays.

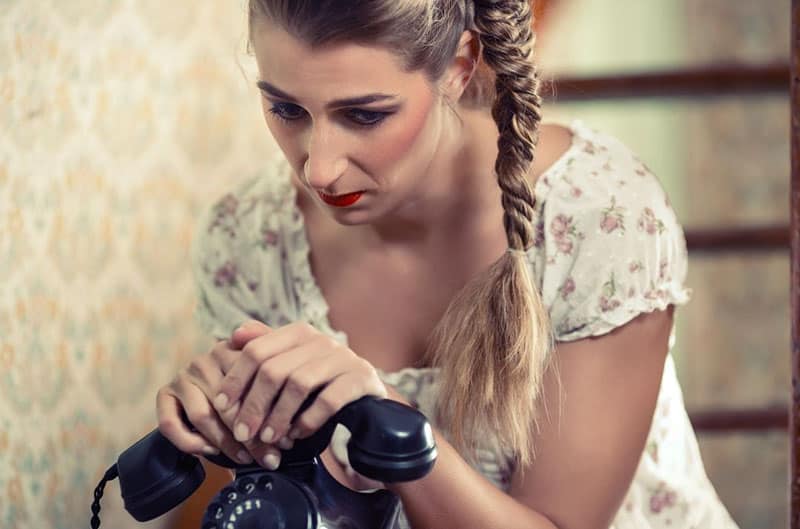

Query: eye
[[268, 102, 307, 123], [344, 108, 391, 127]]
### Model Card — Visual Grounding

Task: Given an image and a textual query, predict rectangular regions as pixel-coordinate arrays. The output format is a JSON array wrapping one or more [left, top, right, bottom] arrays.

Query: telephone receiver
[[89, 395, 437, 529]]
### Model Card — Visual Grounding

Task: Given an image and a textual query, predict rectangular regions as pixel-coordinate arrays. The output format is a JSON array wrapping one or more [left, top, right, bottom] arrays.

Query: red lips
[[317, 191, 364, 207]]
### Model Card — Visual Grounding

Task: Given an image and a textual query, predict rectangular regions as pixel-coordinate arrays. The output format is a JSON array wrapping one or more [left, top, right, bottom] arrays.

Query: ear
[[440, 30, 482, 102]]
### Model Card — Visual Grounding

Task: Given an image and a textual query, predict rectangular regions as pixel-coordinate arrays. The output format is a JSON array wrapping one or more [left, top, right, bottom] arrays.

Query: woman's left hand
[[213, 320, 388, 453]]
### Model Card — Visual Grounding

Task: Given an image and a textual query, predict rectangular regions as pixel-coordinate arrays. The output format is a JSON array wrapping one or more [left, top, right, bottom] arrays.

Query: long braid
[[474, 0, 543, 251], [426, 0, 552, 467]]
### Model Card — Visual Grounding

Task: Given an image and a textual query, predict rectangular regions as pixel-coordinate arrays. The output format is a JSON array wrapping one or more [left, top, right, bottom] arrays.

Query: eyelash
[[267, 102, 391, 128]]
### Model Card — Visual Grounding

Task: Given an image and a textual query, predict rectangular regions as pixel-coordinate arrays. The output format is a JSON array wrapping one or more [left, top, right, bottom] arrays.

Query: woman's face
[[250, 21, 456, 226]]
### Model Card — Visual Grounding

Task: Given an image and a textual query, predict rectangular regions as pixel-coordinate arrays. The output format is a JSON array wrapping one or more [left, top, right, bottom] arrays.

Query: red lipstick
[[317, 191, 364, 207]]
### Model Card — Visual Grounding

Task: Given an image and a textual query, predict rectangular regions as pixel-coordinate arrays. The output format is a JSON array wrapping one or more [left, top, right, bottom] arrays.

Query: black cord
[[90, 464, 119, 529]]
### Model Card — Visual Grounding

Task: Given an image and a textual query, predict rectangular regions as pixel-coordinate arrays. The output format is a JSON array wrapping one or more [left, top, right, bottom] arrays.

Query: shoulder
[[195, 155, 295, 255], [525, 121, 690, 341]]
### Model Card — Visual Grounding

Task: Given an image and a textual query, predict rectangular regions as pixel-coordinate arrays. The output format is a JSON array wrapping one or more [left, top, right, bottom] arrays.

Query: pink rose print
[[659, 259, 669, 280], [216, 193, 239, 216], [649, 483, 678, 514], [599, 296, 621, 312], [260, 223, 280, 249], [599, 274, 621, 312], [210, 194, 241, 237], [556, 237, 574, 255], [558, 277, 576, 300], [628, 261, 643, 273], [550, 214, 571, 238], [583, 141, 597, 155], [600, 197, 626, 234], [549, 214, 581, 256], [638, 207, 666, 235], [213, 260, 238, 288]]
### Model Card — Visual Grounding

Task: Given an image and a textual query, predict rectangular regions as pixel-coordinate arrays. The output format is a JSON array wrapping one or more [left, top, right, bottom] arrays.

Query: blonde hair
[[249, 0, 553, 466]]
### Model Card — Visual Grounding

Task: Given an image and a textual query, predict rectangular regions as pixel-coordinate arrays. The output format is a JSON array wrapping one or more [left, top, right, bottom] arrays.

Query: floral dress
[[191, 119, 740, 528]]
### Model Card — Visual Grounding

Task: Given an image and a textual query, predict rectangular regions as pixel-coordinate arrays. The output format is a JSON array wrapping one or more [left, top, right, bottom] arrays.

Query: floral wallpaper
[[1, 1, 272, 527], [1, 0, 792, 528]]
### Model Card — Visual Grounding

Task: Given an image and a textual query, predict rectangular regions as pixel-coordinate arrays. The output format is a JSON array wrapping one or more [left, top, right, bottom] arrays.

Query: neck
[[360, 107, 505, 256]]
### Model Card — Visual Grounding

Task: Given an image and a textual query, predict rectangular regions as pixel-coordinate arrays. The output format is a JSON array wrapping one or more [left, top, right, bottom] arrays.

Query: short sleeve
[[531, 124, 691, 342], [190, 167, 300, 340]]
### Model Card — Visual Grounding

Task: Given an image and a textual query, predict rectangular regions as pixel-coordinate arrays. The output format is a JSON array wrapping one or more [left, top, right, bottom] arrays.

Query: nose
[[303, 123, 348, 192]]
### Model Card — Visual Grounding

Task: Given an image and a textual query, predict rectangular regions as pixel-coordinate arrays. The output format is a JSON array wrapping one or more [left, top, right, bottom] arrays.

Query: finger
[[230, 320, 272, 350], [291, 364, 387, 440], [170, 380, 254, 464], [214, 323, 308, 413], [210, 340, 243, 375], [156, 389, 218, 456], [232, 346, 324, 444], [262, 347, 355, 443], [245, 442, 284, 471]]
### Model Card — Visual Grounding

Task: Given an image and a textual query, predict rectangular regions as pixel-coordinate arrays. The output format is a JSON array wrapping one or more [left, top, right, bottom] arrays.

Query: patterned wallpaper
[[1, 1, 273, 527], [0, 0, 791, 528]]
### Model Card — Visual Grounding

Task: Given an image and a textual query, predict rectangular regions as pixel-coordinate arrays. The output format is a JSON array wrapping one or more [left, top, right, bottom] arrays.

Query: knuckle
[[221, 373, 246, 392], [292, 321, 315, 337], [286, 375, 312, 397], [316, 394, 340, 416], [184, 408, 214, 428], [241, 341, 262, 361], [256, 362, 283, 387], [157, 416, 181, 436]]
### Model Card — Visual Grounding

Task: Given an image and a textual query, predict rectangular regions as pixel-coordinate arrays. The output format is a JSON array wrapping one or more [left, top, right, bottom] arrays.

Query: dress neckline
[[283, 119, 584, 376]]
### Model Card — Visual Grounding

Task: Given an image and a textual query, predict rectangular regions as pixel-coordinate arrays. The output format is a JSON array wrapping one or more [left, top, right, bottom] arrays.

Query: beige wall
[[1, 2, 278, 527]]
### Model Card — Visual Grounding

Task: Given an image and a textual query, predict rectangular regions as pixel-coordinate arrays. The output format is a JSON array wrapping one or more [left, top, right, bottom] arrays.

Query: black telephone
[[89, 396, 436, 529]]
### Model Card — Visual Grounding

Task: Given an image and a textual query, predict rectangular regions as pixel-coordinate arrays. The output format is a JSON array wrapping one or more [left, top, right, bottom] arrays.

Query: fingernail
[[278, 436, 294, 450], [234, 422, 250, 442], [260, 426, 275, 444], [213, 393, 229, 410], [202, 445, 220, 456], [263, 452, 280, 470], [288, 427, 301, 440], [237, 450, 253, 464]]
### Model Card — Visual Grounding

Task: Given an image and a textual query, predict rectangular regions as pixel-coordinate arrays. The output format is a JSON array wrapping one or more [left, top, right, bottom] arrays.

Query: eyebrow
[[256, 81, 399, 108]]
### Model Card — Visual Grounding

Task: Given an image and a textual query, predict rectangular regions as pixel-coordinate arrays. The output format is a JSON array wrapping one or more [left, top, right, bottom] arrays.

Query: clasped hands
[[156, 320, 389, 471]]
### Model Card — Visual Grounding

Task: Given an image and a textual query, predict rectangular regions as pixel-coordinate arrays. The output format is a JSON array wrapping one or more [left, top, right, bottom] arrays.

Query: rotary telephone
[[89, 396, 437, 529]]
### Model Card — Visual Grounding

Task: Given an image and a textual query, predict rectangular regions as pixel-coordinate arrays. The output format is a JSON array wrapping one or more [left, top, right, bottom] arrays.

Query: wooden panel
[[542, 63, 789, 101], [690, 405, 788, 432], [790, 1, 799, 528], [685, 224, 790, 252], [169, 462, 233, 529]]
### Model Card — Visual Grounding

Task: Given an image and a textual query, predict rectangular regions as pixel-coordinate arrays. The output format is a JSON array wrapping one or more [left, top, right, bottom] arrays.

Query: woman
[[156, 1, 739, 527]]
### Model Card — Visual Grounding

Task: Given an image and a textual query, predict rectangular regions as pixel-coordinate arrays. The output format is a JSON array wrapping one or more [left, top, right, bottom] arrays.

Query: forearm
[[386, 429, 558, 529]]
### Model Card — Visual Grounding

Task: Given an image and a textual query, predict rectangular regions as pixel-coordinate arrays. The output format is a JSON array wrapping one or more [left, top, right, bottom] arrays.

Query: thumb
[[230, 320, 271, 349]]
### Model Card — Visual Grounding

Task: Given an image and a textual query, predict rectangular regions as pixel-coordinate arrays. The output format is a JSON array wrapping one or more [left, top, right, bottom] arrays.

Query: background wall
[[539, 1, 791, 528], [0, 2, 271, 527], [0, 1, 792, 528]]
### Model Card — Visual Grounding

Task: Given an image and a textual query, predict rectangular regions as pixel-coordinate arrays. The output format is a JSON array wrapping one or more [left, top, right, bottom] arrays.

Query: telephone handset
[[89, 395, 437, 529]]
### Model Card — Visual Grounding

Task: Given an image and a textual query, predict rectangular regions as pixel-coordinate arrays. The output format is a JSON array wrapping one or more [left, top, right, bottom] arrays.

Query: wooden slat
[[685, 224, 791, 253], [790, 1, 799, 527], [690, 405, 788, 432], [542, 63, 789, 101]]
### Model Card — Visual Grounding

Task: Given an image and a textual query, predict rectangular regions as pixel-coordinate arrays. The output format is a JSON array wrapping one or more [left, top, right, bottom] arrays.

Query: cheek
[[365, 97, 436, 170]]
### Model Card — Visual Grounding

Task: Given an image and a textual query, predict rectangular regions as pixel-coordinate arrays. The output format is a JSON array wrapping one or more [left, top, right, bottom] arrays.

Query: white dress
[[191, 119, 740, 528]]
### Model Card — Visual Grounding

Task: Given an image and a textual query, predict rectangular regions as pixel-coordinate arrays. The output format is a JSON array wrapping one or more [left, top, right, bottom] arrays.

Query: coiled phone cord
[[90, 464, 119, 529]]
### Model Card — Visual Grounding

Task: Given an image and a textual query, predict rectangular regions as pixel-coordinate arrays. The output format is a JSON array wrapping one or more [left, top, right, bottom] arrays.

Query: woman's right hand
[[155, 324, 284, 468]]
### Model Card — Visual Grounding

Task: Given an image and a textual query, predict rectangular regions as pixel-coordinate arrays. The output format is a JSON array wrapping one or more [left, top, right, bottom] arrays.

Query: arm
[[387, 306, 674, 529]]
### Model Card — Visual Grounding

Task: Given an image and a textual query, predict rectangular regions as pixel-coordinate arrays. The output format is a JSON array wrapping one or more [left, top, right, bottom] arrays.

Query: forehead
[[251, 22, 427, 99]]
